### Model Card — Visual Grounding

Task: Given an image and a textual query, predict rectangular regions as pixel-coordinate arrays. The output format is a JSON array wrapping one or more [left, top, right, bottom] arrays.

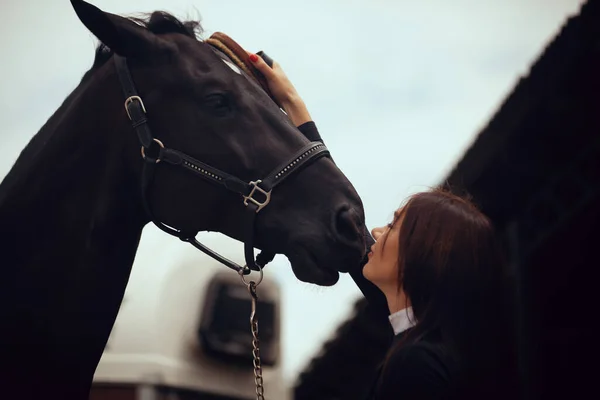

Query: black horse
[[0, 1, 366, 398]]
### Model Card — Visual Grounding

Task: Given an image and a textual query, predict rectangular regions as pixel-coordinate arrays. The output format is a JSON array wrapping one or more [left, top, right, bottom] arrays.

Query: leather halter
[[113, 54, 329, 275]]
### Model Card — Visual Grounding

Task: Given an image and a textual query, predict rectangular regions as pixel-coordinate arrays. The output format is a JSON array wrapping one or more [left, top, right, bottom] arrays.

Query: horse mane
[[91, 11, 205, 71]]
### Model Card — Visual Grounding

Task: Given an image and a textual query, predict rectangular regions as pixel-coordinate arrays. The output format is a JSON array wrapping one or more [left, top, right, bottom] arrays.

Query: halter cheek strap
[[114, 55, 329, 274]]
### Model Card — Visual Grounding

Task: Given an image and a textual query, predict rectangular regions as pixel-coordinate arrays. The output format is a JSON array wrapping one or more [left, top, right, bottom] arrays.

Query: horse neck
[[0, 60, 148, 393], [1, 59, 146, 262]]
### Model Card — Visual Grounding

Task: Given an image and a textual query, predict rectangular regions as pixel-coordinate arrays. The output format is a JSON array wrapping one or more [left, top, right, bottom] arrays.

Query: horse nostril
[[334, 206, 361, 245]]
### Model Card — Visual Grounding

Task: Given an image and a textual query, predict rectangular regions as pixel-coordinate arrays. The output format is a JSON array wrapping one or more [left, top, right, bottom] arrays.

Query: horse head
[[71, 0, 366, 285]]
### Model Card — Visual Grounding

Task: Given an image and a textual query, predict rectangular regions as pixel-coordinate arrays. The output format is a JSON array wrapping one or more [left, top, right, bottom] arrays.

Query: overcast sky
[[0, 0, 585, 385]]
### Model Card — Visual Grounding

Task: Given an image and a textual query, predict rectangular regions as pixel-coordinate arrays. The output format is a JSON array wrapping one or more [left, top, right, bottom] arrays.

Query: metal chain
[[240, 266, 265, 400], [248, 282, 264, 400]]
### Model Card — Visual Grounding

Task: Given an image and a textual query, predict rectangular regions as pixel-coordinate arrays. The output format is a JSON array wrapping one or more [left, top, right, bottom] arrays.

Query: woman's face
[[363, 209, 403, 292]]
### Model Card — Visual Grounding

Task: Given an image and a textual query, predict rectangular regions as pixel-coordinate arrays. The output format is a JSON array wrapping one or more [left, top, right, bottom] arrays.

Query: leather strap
[[262, 142, 329, 189], [114, 56, 154, 149]]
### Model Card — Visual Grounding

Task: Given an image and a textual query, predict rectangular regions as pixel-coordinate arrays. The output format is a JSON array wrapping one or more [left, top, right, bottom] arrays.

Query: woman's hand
[[249, 53, 312, 126]]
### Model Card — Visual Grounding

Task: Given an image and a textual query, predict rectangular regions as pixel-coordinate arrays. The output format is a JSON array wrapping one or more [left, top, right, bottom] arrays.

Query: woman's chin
[[362, 260, 387, 291], [362, 260, 374, 281]]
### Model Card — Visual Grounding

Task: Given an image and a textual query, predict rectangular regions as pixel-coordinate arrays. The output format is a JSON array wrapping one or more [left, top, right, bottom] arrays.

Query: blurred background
[[1, 0, 595, 399]]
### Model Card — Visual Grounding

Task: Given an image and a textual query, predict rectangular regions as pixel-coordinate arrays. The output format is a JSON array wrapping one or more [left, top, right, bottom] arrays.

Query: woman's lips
[[367, 244, 377, 258]]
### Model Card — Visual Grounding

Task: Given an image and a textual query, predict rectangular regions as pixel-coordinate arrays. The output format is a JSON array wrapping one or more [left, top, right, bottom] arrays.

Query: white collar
[[388, 306, 416, 335]]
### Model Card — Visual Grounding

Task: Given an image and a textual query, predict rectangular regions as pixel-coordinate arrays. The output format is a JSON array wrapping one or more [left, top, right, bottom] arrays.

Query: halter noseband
[[113, 54, 329, 275]]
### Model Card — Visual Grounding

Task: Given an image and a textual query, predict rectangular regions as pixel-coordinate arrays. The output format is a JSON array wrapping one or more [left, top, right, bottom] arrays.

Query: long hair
[[384, 188, 519, 396]]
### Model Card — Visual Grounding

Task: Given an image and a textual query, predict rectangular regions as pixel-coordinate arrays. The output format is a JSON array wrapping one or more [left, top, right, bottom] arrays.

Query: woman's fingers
[[249, 53, 274, 77]]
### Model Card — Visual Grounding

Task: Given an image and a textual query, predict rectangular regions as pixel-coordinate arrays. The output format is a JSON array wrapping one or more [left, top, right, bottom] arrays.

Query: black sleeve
[[297, 121, 324, 143], [377, 344, 452, 400], [297, 121, 390, 319]]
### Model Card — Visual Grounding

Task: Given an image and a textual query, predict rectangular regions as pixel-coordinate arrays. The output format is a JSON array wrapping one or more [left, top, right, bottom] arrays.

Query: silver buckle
[[243, 180, 271, 213], [124, 96, 146, 120]]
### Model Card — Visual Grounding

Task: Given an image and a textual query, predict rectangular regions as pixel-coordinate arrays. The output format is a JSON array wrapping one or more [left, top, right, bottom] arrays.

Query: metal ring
[[141, 139, 165, 164], [239, 264, 263, 287]]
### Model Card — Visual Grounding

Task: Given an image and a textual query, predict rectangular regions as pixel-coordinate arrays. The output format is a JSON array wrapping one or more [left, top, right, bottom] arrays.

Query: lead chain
[[248, 281, 264, 400]]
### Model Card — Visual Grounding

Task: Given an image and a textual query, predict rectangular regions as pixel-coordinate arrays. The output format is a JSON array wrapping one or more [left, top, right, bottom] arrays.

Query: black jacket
[[367, 331, 462, 400], [370, 331, 519, 400]]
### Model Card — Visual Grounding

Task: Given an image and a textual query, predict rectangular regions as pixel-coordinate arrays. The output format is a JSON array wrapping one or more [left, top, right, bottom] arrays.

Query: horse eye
[[204, 93, 231, 114]]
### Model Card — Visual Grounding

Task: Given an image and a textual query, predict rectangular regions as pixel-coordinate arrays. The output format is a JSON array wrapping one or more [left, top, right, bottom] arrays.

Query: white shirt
[[388, 306, 416, 335]]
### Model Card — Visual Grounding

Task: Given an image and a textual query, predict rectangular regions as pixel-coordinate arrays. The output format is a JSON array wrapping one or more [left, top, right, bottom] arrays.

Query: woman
[[248, 53, 520, 399]]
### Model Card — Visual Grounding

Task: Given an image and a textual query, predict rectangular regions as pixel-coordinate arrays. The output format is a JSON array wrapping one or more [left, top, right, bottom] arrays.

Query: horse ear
[[70, 0, 164, 59]]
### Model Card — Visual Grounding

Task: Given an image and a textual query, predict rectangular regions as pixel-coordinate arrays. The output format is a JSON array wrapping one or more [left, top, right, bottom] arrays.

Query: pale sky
[[0, 0, 585, 386]]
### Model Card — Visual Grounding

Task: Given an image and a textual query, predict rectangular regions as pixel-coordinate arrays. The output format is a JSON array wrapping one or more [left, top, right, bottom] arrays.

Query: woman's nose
[[371, 226, 385, 240]]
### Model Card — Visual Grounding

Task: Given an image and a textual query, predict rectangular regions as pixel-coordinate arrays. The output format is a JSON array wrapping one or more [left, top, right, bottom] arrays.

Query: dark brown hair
[[384, 187, 519, 395]]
